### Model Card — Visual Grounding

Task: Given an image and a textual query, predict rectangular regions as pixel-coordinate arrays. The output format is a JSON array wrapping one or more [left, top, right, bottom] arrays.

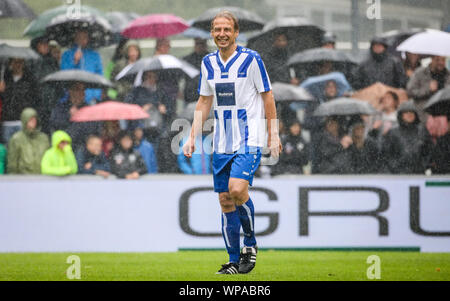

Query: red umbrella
[[121, 14, 189, 39], [71, 101, 149, 122]]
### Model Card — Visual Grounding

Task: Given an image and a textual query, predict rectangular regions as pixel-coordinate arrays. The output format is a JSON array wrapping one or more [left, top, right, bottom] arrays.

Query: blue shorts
[[212, 147, 262, 193]]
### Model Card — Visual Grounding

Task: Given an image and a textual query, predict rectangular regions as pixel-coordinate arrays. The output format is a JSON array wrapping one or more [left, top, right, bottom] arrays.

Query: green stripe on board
[[426, 181, 450, 187], [179, 247, 421, 252]]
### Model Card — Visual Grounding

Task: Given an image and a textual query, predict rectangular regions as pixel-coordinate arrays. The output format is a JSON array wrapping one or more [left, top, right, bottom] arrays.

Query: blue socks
[[221, 211, 241, 263], [221, 198, 257, 263], [236, 198, 256, 247]]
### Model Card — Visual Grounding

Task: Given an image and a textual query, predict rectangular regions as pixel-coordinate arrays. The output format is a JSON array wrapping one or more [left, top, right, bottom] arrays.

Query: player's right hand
[[182, 137, 195, 158]]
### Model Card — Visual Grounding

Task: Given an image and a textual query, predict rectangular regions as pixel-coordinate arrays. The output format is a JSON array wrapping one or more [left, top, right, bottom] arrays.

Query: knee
[[219, 193, 235, 212], [228, 186, 247, 206]]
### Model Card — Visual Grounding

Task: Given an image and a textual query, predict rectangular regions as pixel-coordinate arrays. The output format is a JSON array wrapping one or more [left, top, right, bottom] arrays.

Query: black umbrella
[[272, 82, 314, 102], [247, 17, 324, 55], [424, 87, 450, 116], [115, 54, 199, 81], [191, 6, 264, 32], [45, 12, 114, 49], [313, 97, 376, 117], [287, 47, 358, 66], [0, 0, 35, 19], [42, 70, 113, 89]]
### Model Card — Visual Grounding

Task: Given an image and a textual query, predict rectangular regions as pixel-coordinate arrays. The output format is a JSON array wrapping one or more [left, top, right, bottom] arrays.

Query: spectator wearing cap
[[321, 32, 336, 49], [75, 134, 110, 178], [110, 130, 147, 179], [7, 107, 49, 174], [380, 100, 433, 174], [61, 29, 103, 104], [41, 130, 78, 176], [354, 37, 407, 90]]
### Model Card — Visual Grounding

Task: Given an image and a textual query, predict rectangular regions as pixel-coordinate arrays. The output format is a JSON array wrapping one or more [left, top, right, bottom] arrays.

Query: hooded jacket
[[353, 37, 407, 90], [7, 108, 50, 174], [381, 101, 433, 174], [41, 130, 78, 176], [110, 144, 147, 179]]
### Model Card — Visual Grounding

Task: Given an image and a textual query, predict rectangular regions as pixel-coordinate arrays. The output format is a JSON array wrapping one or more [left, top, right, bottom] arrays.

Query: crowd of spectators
[[0, 27, 449, 178]]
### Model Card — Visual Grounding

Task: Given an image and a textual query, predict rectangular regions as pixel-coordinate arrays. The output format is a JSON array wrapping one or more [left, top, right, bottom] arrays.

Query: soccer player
[[182, 11, 281, 274]]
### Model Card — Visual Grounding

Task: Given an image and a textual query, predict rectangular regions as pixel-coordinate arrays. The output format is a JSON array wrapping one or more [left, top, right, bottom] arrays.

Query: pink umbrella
[[121, 14, 189, 39], [71, 101, 149, 122]]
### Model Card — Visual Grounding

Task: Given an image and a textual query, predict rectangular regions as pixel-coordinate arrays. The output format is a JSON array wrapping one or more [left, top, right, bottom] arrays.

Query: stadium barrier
[[1, 175, 449, 252]]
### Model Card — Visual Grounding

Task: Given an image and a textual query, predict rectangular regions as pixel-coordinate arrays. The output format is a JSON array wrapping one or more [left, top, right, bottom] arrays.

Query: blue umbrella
[[300, 72, 351, 102]]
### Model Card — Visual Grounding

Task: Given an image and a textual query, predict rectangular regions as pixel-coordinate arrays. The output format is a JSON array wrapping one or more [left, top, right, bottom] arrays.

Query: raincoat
[[7, 108, 50, 174], [41, 130, 78, 176]]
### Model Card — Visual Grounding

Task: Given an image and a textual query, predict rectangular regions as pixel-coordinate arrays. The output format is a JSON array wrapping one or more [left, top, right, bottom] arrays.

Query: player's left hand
[[268, 134, 282, 158]]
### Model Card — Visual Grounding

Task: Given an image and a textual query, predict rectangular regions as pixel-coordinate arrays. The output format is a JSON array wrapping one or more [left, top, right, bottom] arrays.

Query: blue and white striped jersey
[[198, 45, 272, 154]]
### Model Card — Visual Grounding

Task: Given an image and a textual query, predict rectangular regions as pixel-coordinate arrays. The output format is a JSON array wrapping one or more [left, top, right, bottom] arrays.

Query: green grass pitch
[[0, 251, 449, 281]]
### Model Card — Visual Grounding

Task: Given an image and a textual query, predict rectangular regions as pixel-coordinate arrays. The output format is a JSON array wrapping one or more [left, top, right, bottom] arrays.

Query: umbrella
[[396, 29, 450, 57], [0, 0, 35, 19], [313, 97, 377, 117], [271, 82, 314, 102], [71, 101, 149, 122], [191, 6, 264, 32], [287, 47, 358, 66], [352, 82, 409, 111], [182, 19, 247, 43], [115, 54, 199, 81], [0, 44, 40, 81], [376, 28, 424, 57], [0, 43, 40, 60], [23, 5, 106, 39], [300, 72, 352, 102], [424, 87, 450, 116], [106, 11, 140, 44], [121, 14, 189, 39], [42, 70, 113, 89], [247, 17, 324, 55], [45, 12, 113, 49]]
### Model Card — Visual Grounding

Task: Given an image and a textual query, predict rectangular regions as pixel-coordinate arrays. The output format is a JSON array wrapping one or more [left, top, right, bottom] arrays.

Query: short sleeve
[[249, 54, 272, 93], [198, 59, 214, 96]]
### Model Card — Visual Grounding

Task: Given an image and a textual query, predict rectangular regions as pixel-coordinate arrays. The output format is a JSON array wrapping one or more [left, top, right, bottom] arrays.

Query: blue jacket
[[178, 135, 212, 175], [134, 139, 158, 174], [61, 46, 103, 104], [75, 148, 111, 175]]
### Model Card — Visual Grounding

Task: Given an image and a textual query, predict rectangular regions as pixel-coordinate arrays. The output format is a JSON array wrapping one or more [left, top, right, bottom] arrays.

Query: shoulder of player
[[239, 47, 263, 60], [201, 51, 218, 63]]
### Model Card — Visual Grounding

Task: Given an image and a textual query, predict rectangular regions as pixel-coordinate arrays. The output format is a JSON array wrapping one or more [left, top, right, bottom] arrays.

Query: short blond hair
[[211, 11, 239, 32]]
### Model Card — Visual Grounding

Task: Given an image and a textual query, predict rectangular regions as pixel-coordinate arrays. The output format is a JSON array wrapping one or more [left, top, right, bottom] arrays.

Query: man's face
[[156, 39, 171, 54], [325, 81, 337, 98], [74, 31, 89, 48], [194, 39, 208, 54], [372, 43, 386, 54], [86, 137, 102, 156], [211, 17, 239, 51], [273, 34, 288, 49], [134, 128, 143, 142], [10, 59, 24, 74], [120, 136, 133, 150], [69, 82, 86, 106], [37, 41, 49, 56], [58, 140, 69, 151], [127, 45, 140, 62], [381, 93, 397, 111], [402, 111, 416, 124], [430, 56, 446, 73], [26, 116, 37, 130]]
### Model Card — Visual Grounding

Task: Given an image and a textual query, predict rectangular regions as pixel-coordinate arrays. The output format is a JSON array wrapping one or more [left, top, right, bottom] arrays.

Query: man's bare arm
[[183, 95, 214, 158], [261, 90, 282, 157]]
